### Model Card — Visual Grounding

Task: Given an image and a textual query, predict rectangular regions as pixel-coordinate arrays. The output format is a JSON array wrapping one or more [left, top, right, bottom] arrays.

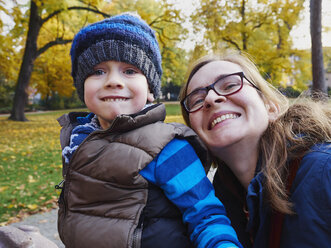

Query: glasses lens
[[214, 74, 242, 95], [185, 89, 207, 112]]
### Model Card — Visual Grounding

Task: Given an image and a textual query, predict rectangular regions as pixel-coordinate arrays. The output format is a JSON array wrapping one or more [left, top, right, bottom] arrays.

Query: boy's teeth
[[211, 114, 239, 128], [104, 98, 126, 102]]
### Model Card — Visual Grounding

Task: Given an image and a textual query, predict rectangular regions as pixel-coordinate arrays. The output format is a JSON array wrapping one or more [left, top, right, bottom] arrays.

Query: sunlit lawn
[[0, 103, 183, 225]]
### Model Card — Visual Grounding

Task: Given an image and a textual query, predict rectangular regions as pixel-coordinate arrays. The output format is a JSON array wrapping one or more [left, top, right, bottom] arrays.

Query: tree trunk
[[240, 0, 247, 51], [9, 1, 41, 121], [310, 0, 327, 97]]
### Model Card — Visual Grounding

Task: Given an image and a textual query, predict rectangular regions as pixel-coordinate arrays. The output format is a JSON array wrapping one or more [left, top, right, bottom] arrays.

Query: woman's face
[[187, 60, 271, 154]]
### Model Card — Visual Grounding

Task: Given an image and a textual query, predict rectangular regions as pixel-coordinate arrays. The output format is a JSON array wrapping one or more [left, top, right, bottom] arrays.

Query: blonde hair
[[180, 51, 331, 214]]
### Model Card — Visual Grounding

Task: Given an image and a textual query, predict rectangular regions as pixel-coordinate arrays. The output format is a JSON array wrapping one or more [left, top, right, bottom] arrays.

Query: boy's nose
[[104, 74, 124, 89]]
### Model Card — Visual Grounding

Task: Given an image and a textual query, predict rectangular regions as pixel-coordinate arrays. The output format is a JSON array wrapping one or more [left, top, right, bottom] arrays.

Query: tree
[[0, 1, 21, 108], [8, 0, 109, 121], [190, 0, 308, 89], [310, 0, 327, 96], [31, 44, 73, 100]]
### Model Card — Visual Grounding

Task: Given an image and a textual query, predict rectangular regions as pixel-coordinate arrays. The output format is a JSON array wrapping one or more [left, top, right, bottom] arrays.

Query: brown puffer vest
[[56, 104, 211, 248]]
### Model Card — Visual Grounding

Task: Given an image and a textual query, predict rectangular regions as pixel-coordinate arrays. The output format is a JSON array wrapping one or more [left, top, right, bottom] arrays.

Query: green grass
[[164, 102, 182, 116], [0, 103, 183, 225]]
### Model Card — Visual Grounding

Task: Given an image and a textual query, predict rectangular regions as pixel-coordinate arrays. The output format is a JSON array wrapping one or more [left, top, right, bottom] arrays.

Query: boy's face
[[84, 61, 154, 129]]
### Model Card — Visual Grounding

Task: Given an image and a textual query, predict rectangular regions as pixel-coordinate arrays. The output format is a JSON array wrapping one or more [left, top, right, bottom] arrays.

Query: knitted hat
[[70, 13, 162, 102]]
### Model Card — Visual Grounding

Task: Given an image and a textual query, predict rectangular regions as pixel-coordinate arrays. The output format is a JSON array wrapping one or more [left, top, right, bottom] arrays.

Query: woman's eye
[[224, 83, 237, 90], [192, 98, 204, 107], [189, 91, 206, 108], [220, 81, 241, 92]]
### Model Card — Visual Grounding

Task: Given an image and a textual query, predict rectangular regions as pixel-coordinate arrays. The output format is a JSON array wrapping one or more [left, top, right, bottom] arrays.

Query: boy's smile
[[101, 97, 128, 102], [84, 60, 154, 129]]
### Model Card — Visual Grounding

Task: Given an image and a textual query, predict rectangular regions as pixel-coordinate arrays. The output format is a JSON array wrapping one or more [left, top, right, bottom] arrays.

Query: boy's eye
[[92, 69, 105, 76], [124, 68, 138, 75]]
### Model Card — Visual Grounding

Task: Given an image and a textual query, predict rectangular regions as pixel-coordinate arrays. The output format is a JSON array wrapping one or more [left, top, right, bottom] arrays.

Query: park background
[[0, 0, 331, 226]]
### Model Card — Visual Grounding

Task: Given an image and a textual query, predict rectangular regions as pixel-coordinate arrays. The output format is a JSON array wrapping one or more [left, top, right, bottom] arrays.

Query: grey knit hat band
[[74, 39, 161, 102]]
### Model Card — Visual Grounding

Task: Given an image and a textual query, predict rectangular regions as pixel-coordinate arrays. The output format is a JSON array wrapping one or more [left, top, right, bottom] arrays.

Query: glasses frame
[[181, 72, 260, 113]]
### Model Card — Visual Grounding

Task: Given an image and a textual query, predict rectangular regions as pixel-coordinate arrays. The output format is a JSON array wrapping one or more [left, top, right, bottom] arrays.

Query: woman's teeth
[[211, 114, 239, 129]]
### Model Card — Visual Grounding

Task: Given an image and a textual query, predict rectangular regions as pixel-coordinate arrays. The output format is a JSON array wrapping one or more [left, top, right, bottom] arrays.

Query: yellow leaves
[[27, 204, 38, 210], [50, 164, 62, 169], [0, 186, 8, 193], [165, 115, 185, 124], [28, 175, 37, 183], [0, 115, 61, 155], [190, 0, 308, 88], [4, 202, 25, 209], [0, 111, 67, 225]]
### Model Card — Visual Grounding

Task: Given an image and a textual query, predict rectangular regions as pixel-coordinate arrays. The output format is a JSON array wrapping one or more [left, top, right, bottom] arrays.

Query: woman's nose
[[203, 89, 227, 109]]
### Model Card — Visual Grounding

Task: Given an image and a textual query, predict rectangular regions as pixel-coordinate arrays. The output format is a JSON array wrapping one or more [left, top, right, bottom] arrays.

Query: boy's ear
[[147, 91, 155, 103]]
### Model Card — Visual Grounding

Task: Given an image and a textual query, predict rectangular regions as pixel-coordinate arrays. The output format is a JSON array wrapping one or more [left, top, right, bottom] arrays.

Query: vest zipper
[[132, 221, 143, 248], [55, 179, 65, 189], [55, 175, 67, 243]]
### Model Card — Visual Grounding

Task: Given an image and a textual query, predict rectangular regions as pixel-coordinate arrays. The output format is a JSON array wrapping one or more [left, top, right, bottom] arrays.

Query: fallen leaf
[[28, 175, 37, 183], [0, 186, 8, 193], [27, 204, 38, 210]]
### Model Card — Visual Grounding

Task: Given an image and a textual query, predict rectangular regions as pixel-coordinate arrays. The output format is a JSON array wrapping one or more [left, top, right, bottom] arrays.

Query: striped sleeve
[[140, 138, 243, 248]]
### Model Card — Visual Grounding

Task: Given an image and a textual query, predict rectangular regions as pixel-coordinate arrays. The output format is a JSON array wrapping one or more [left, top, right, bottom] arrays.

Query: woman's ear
[[266, 101, 279, 121], [147, 91, 155, 103]]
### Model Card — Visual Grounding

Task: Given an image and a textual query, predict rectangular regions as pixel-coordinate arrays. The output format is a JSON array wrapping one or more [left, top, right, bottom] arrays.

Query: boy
[[57, 13, 242, 248]]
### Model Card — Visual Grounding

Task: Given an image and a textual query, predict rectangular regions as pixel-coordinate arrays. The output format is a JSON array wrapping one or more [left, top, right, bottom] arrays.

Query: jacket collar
[[105, 103, 165, 133], [58, 103, 166, 134]]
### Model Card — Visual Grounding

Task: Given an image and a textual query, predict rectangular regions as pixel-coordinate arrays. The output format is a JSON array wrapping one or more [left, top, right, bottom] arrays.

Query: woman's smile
[[209, 112, 240, 130]]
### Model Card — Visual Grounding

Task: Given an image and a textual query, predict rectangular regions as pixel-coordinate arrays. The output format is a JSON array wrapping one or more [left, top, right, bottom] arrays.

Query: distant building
[[326, 72, 331, 88], [28, 87, 41, 105]]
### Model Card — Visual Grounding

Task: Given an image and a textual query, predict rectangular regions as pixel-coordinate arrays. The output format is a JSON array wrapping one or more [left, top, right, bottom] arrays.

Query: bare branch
[[42, 9, 63, 24], [42, 6, 110, 24], [149, 13, 181, 27], [36, 38, 72, 57], [149, 15, 166, 26], [222, 37, 241, 51], [245, 13, 269, 31], [283, 21, 292, 31], [252, 22, 264, 30], [67, 6, 110, 18]]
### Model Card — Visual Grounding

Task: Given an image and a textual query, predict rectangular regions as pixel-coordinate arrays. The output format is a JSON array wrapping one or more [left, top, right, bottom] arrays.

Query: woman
[[179, 51, 331, 248]]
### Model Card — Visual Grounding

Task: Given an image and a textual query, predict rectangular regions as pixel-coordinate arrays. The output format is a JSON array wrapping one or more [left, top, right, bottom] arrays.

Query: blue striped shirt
[[140, 138, 243, 248]]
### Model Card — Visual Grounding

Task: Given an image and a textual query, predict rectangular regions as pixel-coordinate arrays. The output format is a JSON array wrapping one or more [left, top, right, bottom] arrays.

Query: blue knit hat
[[70, 13, 162, 102]]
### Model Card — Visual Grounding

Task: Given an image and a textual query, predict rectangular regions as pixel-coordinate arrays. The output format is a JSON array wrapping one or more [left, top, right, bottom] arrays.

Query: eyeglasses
[[181, 72, 260, 113]]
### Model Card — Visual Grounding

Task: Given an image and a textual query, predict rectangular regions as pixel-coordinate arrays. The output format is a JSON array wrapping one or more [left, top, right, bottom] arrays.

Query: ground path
[[9, 208, 64, 248]]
